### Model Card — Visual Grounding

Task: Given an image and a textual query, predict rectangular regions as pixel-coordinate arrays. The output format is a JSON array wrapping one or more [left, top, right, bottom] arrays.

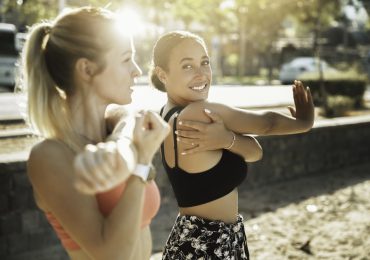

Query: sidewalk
[[2, 85, 370, 121], [0, 85, 295, 121], [128, 85, 295, 112]]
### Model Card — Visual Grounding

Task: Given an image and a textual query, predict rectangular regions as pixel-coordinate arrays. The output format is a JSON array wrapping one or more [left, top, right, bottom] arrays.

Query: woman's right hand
[[133, 110, 170, 164], [74, 141, 124, 194], [73, 111, 169, 194], [175, 109, 233, 155]]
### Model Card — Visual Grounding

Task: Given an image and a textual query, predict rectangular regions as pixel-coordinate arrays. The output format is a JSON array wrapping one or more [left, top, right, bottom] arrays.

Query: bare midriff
[[179, 189, 239, 224]]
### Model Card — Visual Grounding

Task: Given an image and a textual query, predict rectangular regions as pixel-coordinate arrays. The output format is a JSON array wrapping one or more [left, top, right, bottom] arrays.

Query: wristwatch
[[132, 164, 156, 182]]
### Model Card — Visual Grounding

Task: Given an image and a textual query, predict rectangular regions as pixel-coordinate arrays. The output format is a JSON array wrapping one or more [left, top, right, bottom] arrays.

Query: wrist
[[137, 154, 153, 165], [132, 163, 156, 182], [224, 131, 236, 150]]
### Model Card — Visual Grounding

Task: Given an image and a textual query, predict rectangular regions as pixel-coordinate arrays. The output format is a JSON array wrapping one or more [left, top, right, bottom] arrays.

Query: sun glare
[[115, 8, 145, 37]]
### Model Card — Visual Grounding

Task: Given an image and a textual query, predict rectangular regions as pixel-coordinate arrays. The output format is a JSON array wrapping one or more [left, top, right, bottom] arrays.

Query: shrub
[[323, 95, 355, 117], [299, 69, 367, 109]]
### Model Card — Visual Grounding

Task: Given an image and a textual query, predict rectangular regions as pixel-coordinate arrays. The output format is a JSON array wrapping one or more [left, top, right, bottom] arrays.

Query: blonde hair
[[19, 7, 118, 151], [150, 30, 207, 92]]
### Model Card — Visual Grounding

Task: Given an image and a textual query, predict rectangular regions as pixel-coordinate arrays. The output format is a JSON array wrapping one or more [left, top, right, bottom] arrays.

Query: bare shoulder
[[29, 139, 73, 163], [27, 139, 74, 181], [178, 101, 229, 122]]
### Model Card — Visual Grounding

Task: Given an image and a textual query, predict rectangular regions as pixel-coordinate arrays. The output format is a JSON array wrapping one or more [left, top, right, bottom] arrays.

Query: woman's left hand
[[287, 80, 315, 129], [176, 109, 233, 155]]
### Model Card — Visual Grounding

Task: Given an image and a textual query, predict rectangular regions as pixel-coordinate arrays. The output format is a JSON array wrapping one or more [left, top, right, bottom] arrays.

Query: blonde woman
[[21, 7, 169, 259], [150, 31, 314, 259]]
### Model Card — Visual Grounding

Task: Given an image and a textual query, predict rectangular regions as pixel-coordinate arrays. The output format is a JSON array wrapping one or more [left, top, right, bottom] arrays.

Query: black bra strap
[[164, 106, 182, 122], [160, 106, 183, 168], [159, 106, 165, 117], [173, 112, 180, 167]]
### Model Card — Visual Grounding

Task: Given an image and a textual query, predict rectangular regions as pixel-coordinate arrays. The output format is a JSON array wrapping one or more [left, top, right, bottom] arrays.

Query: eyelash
[[182, 61, 210, 69], [123, 57, 131, 63], [123, 55, 136, 63]]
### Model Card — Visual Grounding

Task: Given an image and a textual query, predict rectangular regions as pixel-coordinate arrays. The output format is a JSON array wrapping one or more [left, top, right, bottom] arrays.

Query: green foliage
[[1, 0, 59, 27], [225, 53, 239, 68], [0, 0, 347, 79], [324, 95, 355, 117], [217, 75, 270, 85], [300, 69, 367, 109], [300, 68, 368, 81], [293, 0, 341, 28]]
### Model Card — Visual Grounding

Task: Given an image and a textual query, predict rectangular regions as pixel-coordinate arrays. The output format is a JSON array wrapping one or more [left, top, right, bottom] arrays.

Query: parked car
[[0, 23, 19, 89], [279, 57, 335, 84]]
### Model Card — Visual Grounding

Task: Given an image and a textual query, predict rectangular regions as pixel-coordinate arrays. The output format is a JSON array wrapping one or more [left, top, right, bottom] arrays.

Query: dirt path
[[151, 163, 370, 260]]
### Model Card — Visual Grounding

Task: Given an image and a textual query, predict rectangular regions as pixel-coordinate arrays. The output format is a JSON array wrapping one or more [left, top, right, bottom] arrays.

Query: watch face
[[147, 165, 157, 181]]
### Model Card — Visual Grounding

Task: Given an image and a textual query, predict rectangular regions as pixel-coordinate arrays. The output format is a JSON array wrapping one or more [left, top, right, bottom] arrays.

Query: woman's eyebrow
[[179, 57, 193, 64], [179, 56, 209, 63]]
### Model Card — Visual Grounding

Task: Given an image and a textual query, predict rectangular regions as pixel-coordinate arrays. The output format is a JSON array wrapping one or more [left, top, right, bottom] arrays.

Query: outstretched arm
[[220, 80, 314, 135], [174, 80, 312, 159], [187, 80, 314, 136]]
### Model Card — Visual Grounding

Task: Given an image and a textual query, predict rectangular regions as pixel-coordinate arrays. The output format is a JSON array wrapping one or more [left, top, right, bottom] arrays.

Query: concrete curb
[[0, 128, 32, 138], [1, 113, 369, 165]]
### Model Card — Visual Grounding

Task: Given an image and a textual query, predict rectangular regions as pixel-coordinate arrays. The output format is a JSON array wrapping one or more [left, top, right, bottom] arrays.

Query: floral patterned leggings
[[162, 214, 249, 260]]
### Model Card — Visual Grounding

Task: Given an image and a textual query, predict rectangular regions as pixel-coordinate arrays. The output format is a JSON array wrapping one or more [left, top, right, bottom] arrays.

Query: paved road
[[0, 85, 296, 121], [1, 84, 369, 121]]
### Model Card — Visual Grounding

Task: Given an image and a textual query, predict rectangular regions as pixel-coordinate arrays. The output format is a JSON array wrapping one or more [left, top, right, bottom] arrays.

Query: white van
[[0, 23, 18, 89]]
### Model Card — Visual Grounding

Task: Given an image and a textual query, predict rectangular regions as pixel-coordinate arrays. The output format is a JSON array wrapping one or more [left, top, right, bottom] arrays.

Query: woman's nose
[[132, 63, 142, 78], [194, 66, 208, 79]]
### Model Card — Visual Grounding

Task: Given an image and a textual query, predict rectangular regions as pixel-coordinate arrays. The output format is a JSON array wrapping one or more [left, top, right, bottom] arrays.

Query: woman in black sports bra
[[150, 31, 315, 260]]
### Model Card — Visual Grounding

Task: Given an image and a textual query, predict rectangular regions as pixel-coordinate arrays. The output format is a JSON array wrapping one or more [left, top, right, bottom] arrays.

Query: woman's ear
[[155, 66, 167, 85], [75, 58, 97, 82]]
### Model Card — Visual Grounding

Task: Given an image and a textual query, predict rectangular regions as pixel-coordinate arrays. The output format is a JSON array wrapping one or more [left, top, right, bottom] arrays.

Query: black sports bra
[[160, 106, 248, 207]]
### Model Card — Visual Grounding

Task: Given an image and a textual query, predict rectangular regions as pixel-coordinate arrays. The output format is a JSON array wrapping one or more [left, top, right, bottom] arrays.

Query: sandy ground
[[1, 110, 369, 260], [151, 162, 370, 260]]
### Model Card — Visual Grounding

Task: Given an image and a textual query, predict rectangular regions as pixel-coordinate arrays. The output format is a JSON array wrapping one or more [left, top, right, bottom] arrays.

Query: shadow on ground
[[151, 162, 370, 254]]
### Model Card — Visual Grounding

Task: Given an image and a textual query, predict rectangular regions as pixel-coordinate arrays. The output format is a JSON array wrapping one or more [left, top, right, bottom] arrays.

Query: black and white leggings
[[162, 214, 249, 260]]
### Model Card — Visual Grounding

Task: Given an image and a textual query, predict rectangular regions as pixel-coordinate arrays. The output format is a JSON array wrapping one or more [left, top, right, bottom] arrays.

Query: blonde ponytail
[[21, 23, 82, 151], [19, 7, 118, 151]]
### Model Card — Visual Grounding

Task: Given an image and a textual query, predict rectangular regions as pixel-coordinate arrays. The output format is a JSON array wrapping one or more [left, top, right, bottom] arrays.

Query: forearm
[[264, 111, 313, 135], [228, 134, 263, 162], [106, 117, 138, 172]]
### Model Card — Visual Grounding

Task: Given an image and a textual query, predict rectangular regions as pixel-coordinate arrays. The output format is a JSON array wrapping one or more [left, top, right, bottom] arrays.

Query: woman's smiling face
[[163, 39, 212, 106]]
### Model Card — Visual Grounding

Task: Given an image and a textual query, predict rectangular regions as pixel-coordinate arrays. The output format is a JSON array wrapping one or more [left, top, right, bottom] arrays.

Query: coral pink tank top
[[45, 180, 160, 251]]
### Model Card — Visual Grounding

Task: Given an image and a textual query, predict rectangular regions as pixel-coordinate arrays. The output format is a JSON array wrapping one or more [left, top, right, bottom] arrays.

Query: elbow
[[256, 147, 263, 161], [245, 148, 263, 163], [244, 139, 263, 162]]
